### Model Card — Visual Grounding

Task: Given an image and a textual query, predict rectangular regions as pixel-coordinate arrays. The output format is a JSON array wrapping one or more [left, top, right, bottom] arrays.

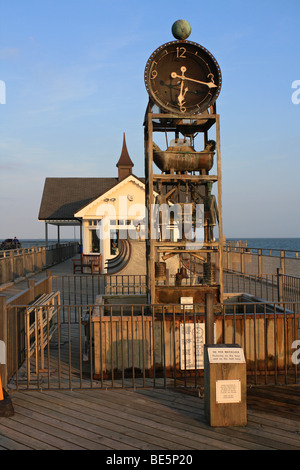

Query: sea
[[15, 239, 79, 248], [13, 237, 300, 258]]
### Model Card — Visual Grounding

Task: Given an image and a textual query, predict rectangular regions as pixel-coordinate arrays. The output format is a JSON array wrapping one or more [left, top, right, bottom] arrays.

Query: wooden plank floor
[[0, 385, 299, 450], [1, 258, 300, 451]]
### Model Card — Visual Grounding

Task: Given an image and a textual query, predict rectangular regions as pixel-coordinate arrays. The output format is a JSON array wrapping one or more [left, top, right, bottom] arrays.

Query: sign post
[[204, 344, 247, 427]]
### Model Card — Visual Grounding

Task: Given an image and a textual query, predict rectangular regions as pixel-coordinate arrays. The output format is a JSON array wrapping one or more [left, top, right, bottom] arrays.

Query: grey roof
[[38, 177, 122, 221], [39, 176, 146, 221]]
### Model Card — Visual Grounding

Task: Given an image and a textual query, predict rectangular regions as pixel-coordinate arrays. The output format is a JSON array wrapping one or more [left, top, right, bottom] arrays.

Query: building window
[[89, 229, 100, 253], [110, 230, 119, 255]]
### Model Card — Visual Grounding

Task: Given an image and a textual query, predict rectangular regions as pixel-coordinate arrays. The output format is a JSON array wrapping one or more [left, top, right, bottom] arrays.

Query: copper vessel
[[153, 140, 215, 173]]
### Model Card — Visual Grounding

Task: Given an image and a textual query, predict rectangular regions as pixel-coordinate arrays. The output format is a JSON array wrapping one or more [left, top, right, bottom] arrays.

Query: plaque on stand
[[204, 344, 247, 427]]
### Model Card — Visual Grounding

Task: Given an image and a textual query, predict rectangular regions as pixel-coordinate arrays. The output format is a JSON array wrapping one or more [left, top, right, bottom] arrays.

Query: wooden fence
[[0, 242, 78, 285]]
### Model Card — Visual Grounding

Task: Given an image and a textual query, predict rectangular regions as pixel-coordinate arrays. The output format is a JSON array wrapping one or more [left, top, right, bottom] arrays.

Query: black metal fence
[[3, 270, 299, 391], [282, 274, 300, 303], [51, 274, 147, 309], [6, 297, 300, 391]]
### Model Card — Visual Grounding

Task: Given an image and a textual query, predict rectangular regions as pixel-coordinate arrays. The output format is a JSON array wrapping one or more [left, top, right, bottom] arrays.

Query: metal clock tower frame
[[143, 27, 224, 311]]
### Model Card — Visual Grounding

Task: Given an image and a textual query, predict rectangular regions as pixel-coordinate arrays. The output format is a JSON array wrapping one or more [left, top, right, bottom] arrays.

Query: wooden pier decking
[[0, 385, 299, 450], [1, 256, 300, 451]]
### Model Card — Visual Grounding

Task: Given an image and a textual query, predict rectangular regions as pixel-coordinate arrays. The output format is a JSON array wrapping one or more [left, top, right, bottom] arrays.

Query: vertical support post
[[148, 114, 155, 304], [145, 108, 155, 304], [21, 248, 25, 279], [9, 250, 17, 282], [280, 250, 285, 275], [80, 222, 83, 249], [258, 249, 262, 278], [205, 293, 215, 345], [0, 295, 7, 390], [277, 268, 283, 304], [216, 114, 224, 302], [227, 246, 231, 272], [144, 116, 150, 304], [45, 222, 49, 247], [241, 248, 245, 274]]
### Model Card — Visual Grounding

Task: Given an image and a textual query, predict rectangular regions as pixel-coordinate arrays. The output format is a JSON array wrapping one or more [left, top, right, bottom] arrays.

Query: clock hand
[[171, 71, 217, 88], [178, 80, 188, 106]]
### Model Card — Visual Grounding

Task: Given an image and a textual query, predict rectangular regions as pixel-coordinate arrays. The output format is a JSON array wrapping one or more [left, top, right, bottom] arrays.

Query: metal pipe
[[205, 293, 214, 345]]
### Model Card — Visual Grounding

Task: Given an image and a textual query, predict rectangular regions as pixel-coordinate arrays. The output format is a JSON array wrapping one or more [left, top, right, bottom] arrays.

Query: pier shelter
[[38, 134, 150, 273]]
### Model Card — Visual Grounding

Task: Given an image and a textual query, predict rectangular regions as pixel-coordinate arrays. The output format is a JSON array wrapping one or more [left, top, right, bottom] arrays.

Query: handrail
[[0, 242, 78, 258], [224, 244, 300, 258], [0, 242, 78, 286]]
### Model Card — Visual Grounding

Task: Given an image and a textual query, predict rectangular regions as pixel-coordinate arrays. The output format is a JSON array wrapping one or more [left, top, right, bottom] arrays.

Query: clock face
[[144, 40, 222, 114]]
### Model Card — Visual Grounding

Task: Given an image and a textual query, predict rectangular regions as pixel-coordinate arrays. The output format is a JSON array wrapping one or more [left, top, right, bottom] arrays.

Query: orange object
[[0, 375, 4, 401]]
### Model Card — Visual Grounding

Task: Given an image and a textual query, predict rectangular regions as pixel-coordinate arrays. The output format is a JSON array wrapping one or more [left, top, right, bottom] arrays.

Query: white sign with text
[[216, 379, 242, 404], [208, 347, 245, 364], [180, 323, 216, 370]]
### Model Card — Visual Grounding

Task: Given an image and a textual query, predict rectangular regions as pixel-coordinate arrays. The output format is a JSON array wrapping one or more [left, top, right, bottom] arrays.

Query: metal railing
[[3, 270, 300, 391], [50, 274, 147, 320], [282, 274, 300, 303], [223, 271, 300, 316], [223, 271, 279, 302], [223, 245, 300, 278], [5, 299, 300, 391]]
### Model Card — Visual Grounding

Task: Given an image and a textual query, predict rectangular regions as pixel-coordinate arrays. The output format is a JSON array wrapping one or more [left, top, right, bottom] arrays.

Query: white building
[[39, 134, 148, 274]]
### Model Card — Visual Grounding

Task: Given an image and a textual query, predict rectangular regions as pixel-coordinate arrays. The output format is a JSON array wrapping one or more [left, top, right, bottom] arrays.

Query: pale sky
[[1, 0, 300, 240]]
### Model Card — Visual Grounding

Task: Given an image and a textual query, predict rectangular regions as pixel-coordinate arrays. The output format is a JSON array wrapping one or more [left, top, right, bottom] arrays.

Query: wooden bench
[[25, 291, 60, 381], [73, 254, 102, 274]]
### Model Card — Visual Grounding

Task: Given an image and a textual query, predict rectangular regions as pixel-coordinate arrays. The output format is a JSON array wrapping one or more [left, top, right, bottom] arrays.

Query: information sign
[[208, 347, 245, 364], [216, 380, 242, 404]]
